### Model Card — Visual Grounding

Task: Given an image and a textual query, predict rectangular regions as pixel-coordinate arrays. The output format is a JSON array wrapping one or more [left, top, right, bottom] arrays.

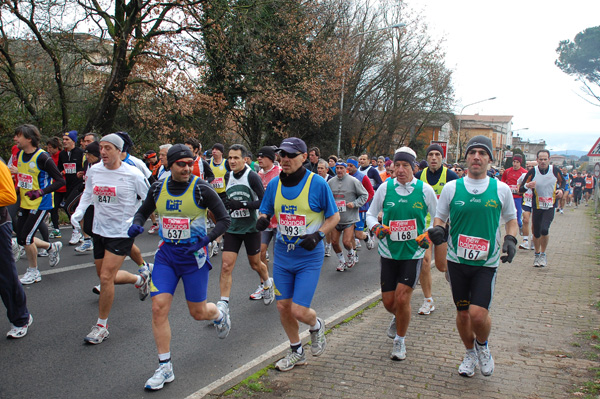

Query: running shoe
[[387, 316, 397, 339], [476, 341, 494, 376], [20, 268, 41, 285], [84, 325, 109, 344], [214, 301, 231, 339], [145, 362, 174, 390], [265, 251, 270, 262], [11, 238, 21, 261], [6, 314, 32, 339], [37, 249, 48, 257], [69, 230, 83, 245], [418, 299, 435, 315], [136, 268, 151, 301], [458, 350, 478, 377], [18, 247, 26, 260], [355, 238, 361, 249], [539, 253, 547, 267], [519, 240, 529, 250], [324, 243, 331, 257], [249, 284, 263, 300], [210, 241, 219, 257], [148, 224, 159, 234], [75, 239, 94, 253], [559, 209, 564, 214], [390, 339, 406, 361], [336, 260, 346, 272], [92, 284, 101, 295], [309, 317, 326, 356], [354, 252, 359, 264], [366, 235, 375, 250], [49, 229, 61, 239], [48, 242, 63, 267], [275, 349, 306, 372], [346, 253, 356, 269], [262, 278, 275, 306], [533, 253, 541, 267]]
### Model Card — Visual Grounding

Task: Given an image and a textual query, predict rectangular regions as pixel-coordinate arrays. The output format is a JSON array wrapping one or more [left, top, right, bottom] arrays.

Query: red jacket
[[501, 167, 527, 198]]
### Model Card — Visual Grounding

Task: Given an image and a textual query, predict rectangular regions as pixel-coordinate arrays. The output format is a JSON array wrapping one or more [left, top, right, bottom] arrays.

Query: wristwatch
[[318, 231, 325, 240]]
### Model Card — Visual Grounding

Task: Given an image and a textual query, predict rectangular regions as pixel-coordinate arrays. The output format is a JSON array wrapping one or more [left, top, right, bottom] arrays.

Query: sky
[[418, 0, 600, 153]]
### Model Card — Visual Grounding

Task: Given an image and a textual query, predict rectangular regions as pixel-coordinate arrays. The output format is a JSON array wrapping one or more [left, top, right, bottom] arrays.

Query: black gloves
[[256, 216, 271, 231], [427, 225, 448, 245], [225, 199, 245, 210], [298, 231, 324, 251], [500, 235, 517, 263]]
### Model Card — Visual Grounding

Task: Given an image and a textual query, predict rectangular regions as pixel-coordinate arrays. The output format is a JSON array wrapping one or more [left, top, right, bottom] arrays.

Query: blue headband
[[335, 161, 348, 168], [346, 159, 359, 168]]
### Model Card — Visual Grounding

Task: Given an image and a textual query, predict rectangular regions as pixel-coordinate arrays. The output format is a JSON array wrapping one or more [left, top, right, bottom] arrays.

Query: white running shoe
[[387, 316, 396, 339], [324, 243, 331, 257], [366, 236, 375, 250], [355, 238, 361, 249], [48, 242, 63, 267], [539, 253, 547, 267], [275, 349, 307, 372], [519, 240, 529, 250], [262, 278, 275, 306], [11, 238, 21, 261], [476, 341, 494, 376], [37, 249, 48, 257], [136, 268, 151, 301], [336, 260, 346, 272], [75, 239, 94, 253], [533, 253, 541, 267], [390, 339, 406, 361], [418, 299, 435, 315], [458, 350, 478, 377], [309, 317, 326, 356], [84, 325, 109, 344], [249, 284, 263, 300], [20, 268, 41, 285], [214, 301, 231, 339], [145, 362, 174, 390], [6, 314, 32, 339], [69, 230, 83, 245], [148, 224, 159, 235], [346, 253, 356, 269]]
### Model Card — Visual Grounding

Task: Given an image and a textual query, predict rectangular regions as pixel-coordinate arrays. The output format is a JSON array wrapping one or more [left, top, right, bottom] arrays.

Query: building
[[454, 114, 513, 164], [549, 154, 566, 165], [511, 135, 547, 161]]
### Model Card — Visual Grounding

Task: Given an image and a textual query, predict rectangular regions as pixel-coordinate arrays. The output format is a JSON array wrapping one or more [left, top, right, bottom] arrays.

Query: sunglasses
[[455, 169, 462, 172], [174, 160, 194, 168], [279, 151, 302, 159]]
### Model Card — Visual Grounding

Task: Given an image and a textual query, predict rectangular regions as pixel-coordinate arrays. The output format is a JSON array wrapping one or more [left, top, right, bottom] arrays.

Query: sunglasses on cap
[[174, 160, 194, 167], [279, 151, 302, 159]]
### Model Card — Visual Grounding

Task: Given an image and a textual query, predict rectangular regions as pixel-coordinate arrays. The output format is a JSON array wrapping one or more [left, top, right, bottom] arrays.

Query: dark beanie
[[513, 154, 523, 163], [426, 144, 444, 156], [84, 141, 100, 158], [393, 147, 417, 165], [212, 143, 225, 154], [465, 135, 494, 161], [167, 144, 194, 167], [257, 146, 276, 162]]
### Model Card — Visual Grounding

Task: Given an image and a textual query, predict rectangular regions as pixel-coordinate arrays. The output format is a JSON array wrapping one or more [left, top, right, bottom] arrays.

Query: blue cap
[[276, 137, 307, 154], [63, 130, 78, 143]]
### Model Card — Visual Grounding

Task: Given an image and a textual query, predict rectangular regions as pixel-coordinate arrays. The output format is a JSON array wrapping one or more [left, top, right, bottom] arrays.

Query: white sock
[[348, 249, 355, 256], [214, 309, 223, 323], [425, 297, 433, 303], [310, 319, 321, 331], [220, 296, 229, 302], [135, 275, 144, 286], [97, 318, 108, 327], [263, 278, 271, 288], [158, 352, 171, 362], [394, 335, 405, 343]]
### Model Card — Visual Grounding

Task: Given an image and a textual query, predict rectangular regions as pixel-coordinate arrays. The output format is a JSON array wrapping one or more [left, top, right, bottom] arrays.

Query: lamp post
[[337, 23, 406, 156], [454, 96, 496, 163]]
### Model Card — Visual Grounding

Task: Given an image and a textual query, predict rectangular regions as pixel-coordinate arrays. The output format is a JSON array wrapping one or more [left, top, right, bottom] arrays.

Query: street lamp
[[337, 22, 406, 156], [454, 96, 496, 163]]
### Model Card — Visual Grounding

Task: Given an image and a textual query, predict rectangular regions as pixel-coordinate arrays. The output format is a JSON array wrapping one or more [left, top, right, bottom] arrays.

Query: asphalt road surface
[[0, 222, 381, 398]]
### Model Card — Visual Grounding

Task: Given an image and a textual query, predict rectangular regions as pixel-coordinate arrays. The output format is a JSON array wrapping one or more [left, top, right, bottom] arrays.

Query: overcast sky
[[419, 0, 600, 153]]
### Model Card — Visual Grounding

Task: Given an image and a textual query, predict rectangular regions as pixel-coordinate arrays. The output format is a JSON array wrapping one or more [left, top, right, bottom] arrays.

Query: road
[[0, 222, 381, 399]]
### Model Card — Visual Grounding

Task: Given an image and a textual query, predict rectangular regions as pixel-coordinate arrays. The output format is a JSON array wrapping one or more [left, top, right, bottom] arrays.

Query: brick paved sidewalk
[[210, 205, 600, 398]]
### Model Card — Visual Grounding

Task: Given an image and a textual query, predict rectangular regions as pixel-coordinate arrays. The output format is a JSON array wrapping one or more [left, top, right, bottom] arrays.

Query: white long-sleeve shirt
[[71, 162, 150, 238]]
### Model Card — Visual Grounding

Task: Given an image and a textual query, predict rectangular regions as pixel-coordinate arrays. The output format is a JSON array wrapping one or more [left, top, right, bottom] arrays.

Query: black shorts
[[222, 231, 261, 255], [16, 208, 48, 246], [261, 229, 276, 245], [447, 261, 497, 311], [584, 188, 593, 194], [92, 236, 134, 260], [380, 257, 422, 292], [335, 223, 355, 232], [531, 207, 555, 238]]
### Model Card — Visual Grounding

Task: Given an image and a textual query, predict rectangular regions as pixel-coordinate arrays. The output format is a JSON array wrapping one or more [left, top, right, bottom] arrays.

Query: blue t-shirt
[[260, 169, 337, 247]]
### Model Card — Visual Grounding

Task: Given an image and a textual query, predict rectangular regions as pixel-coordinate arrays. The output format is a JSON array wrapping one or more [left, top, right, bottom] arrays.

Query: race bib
[[17, 173, 33, 190], [575, 182, 582, 188], [389, 219, 417, 242], [93, 185, 118, 204], [538, 196, 553, 210], [336, 200, 346, 213], [212, 177, 224, 189], [278, 213, 307, 237], [64, 163, 76, 174], [161, 216, 191, 240], [523, 192, 533, 205], [230, 208, 250, 218], [457, 234, 490, 261], [509, 185, 518, 194]]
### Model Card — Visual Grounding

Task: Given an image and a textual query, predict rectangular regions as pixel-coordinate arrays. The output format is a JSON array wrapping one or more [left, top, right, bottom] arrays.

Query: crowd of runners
[[0, 125, 592, 390]]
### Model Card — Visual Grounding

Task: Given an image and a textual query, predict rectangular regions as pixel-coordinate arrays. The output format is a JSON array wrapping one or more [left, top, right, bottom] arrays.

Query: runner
[[208, 143, 229, 256], [358, 153, 383, 190], [584, 171, 596, 206], [257, 137, 339, 371], [303, 147, 320, 173], [376, 156, 389, 182], [218, 144, 274, 327], [571, 170, 585, 208], [57, 130, 85, 245], [249, 146, 282, 301], [316, 159, 334, 257], [414, 144, 459, 315], [517, 161, 536, 249], [0, 159, 32, 338], [346, 158, 375, 258], [429, 135, 518, 377], [518, 149, 566, 268], [501, 155, 527, 235], [46, 137, 65, 239], [366, 147, 437, 360], [328, 161, 368, 271], [157, 144, 172, 181], [184, 137, 215, 182], [14, 125, 65, 285], [70, 134, 151, 344], [128, 144, 230, 390]]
